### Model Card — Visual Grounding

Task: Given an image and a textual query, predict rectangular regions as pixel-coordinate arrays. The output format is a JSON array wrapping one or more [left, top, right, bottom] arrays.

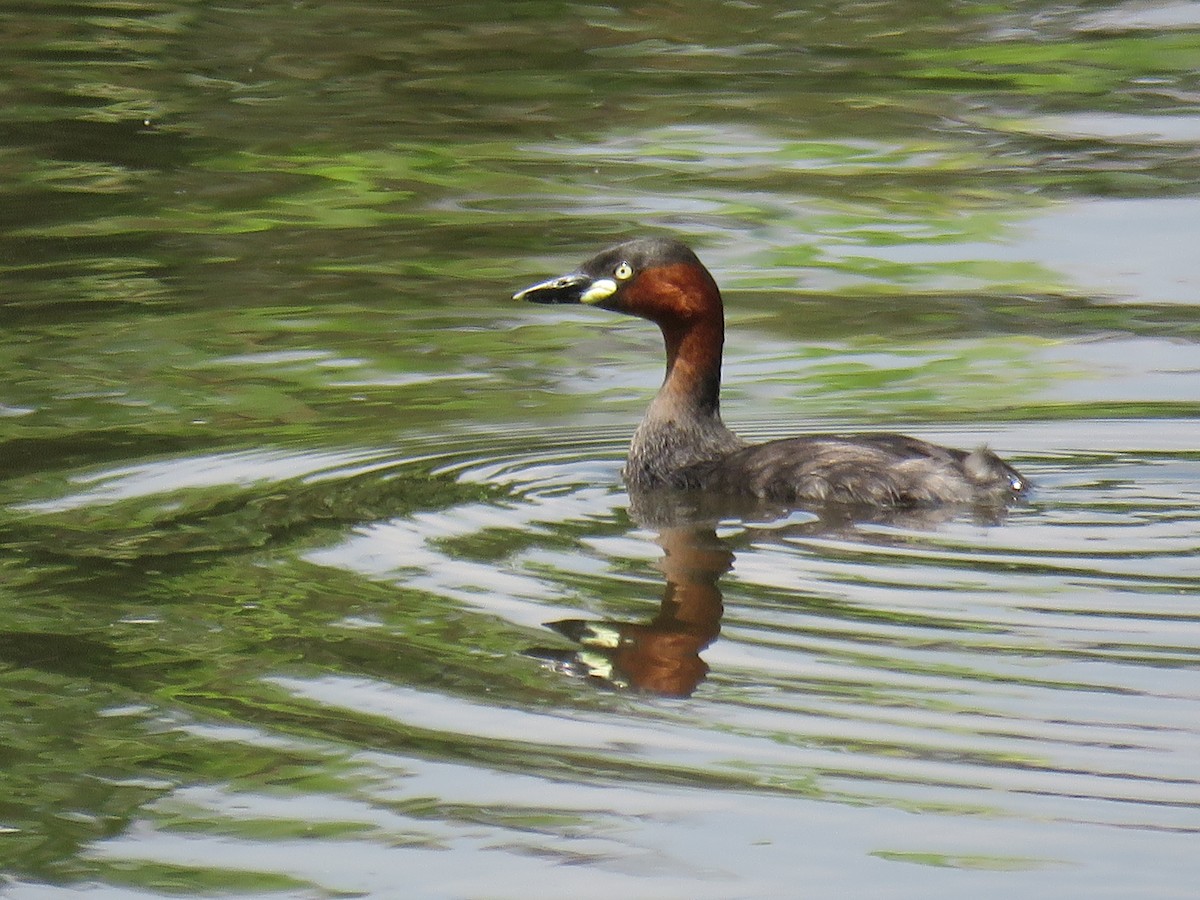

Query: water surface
[[2, 1, 1199, 897]]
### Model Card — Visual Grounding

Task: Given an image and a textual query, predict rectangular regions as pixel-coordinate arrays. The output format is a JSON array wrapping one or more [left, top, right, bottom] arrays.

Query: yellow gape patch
[[580, 278, 617, 304]]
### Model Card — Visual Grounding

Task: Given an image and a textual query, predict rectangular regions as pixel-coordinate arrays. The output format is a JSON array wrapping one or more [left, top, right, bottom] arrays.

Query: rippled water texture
[[2, 1, 1199, 897]]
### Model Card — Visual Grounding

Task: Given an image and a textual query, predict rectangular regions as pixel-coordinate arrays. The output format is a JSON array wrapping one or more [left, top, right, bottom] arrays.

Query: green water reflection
[[2, 0, 1200, 896]]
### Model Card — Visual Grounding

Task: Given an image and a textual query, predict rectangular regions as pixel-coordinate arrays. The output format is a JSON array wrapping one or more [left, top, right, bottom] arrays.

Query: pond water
[[2, 1, 1199, 897]]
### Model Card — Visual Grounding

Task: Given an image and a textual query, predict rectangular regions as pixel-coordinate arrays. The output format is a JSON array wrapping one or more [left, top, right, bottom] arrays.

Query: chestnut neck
[[656, 314, 724, 419], [624, 261, 727, 421], [622, 261, 745, 490]]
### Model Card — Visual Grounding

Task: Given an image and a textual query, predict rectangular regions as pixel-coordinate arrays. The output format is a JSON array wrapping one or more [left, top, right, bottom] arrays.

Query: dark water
[[2, 1, 1200, 896]]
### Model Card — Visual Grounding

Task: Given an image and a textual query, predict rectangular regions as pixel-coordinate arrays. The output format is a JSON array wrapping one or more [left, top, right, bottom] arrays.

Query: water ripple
[[263, 418, 1199, 837]]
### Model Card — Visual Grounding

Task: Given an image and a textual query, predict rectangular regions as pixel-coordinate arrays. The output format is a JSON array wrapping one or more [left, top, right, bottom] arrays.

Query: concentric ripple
[[5, 418, 1198, 896], [284, 417, 1200, 839]]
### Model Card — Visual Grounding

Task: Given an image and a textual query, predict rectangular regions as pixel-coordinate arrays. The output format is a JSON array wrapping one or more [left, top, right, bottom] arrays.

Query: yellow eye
[[614, 262, 633, 281]]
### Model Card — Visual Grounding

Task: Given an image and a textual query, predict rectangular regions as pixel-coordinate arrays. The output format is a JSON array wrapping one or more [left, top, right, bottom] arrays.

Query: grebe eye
[[614, 262, 633, 281]]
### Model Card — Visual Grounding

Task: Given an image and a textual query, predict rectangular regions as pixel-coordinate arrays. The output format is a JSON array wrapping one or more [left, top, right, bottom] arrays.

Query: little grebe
[[514, 237, 1027, 507]]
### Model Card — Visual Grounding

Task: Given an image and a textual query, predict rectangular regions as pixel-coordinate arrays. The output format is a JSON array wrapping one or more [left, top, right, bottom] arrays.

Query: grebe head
[[513, 237, 721, 323]]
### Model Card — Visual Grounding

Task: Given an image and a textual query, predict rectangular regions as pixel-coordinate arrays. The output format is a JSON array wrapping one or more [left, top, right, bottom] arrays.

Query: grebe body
[[515, 237, 1025, 507]]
